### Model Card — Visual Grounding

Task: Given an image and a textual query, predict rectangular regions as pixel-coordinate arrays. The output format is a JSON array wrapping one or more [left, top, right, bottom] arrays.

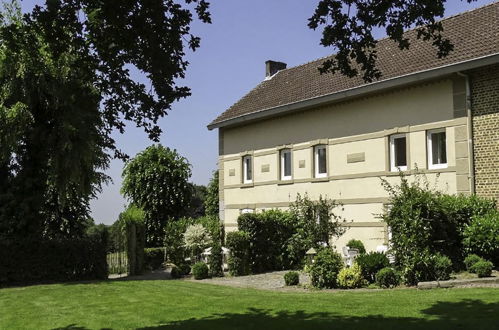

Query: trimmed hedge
[[208, 244, 224, 277], [463, 212, 499, 266], [309, 248, 343, 289], [376, 267, 401, 288], [464, 254, 484, 272], [284, 271, 299, 286], [355, 252, 389, 283], [471, 260, 493, 278], [144, 248, 165, 270], [192, 262, 209, 280], [226, 231, 250, 276], [0, 238, 107, 285]]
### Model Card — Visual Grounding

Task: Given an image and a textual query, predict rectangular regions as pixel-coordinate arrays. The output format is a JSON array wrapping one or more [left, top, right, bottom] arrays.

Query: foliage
[[0, 237, 107, 285], [192, 262, 209, 280], [355, 252, 389, 283], [309, 0, 476, 82], [381, 173, 496, 270], [308, 248, 343, 289], [115, 205, 146, 275], [144, 248, 166, 271], [226, 231, 250, 276], [208, 243, 224, 277], [170, 265, 181, 279], [0, 0, 210, 240], [337, 263, 366, 289], [184, 224, 212, 262], [402, 251, 452, 285], [185, 184, 207, 218], [204, 170, 219, 218], [464, 254, 485, 273], [375, 267, 401, 289], [471, 260, 493, 278], [122, 145, 192, 246], [346, 239, 366, 254], [284, 271, 300, 286], [178, 263, 192, 276], [463, 212, 499, 266], [238, 210, 295, 273]]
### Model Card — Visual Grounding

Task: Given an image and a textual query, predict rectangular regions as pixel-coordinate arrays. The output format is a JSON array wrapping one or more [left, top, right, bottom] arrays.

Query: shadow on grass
[[52, 299, 499, 330]]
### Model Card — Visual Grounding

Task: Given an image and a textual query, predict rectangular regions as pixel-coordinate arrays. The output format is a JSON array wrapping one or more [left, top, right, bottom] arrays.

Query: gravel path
[[186, 271, 310, 290]]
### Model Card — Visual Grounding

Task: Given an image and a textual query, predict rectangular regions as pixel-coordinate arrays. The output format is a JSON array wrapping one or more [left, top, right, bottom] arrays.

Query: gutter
[[208, 53, 499, 130], [457, 72, 476, 194]]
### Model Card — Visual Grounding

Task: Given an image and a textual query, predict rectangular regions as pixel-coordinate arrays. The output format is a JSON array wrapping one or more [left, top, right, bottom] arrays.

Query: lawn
[[0, 280, 498, 330]]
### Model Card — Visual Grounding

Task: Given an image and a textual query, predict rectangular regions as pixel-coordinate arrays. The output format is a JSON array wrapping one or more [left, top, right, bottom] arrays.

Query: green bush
[[381, 174, 497, 271], [402, 251, 452, 285], [192, 262, 209, 280], [208, 244, 224, 277], [355, 252, 389, 283], [308, 248, 343, 289], [346, 239, 366, 254], [463, 212, 499, 266], [464, 254, 484, 273], [178, 263, 191, 275], [375, 267, 400, 288], [170, 265, 181, 279], [471, 260, 493, 278], [0, 238, 107, 285], [144, 248, 165, 270], [226, 231, 250, 276], [284, 271, 300, 286], [337, 264, 366, 289]]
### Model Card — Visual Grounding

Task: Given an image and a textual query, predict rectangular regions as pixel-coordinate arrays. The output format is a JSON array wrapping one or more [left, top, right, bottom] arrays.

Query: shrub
[[355, 252, 389, 283], [170, 265, 181, 279], [284, 271, 300, 286], [308, 248, 343, 289], [402, 251, 452, 285], [375, 267, 400, 288], [337, 263, 366, 289], [464, 254, 484, 273], [178, 263, 191, 275], [192, 262, 209, 280], [144, 248, 165, 270], [184, 224, 212, 262], [471, 260, 493, 278], [381, 174, 497, 270], [226, 231, 250, 276], [463, 212, 499, 266], [346, 239, 366, 254], [208, 244, 224, 277]]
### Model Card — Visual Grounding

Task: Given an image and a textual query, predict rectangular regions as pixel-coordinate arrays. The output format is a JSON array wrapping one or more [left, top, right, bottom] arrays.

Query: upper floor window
[[314, 145, 327, 178], [280, 149, 292, 180], [427, 129, 447, 169], [390, 134, 407, 171], [242, 155, 252, 183]]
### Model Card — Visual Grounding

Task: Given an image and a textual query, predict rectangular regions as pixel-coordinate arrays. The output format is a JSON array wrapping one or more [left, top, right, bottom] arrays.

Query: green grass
[[0, 280, 498, 329]]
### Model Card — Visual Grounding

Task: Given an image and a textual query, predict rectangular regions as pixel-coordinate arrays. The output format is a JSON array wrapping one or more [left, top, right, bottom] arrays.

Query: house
[[208, 3, 499, 252]]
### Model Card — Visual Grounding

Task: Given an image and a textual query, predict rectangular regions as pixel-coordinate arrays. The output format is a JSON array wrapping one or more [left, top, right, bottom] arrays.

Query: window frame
[[242, 155, 253, 184], [240, 208, 254, 214], [280, 149, 292, 181], [427, 128, 448, 170], [314, 145, 328, 178], [389, 133, 408, 172]]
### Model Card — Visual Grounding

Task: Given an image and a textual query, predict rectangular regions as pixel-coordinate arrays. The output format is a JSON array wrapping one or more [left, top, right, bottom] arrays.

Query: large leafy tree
[[204, 170, 219, 218], [0, 0, 210, 239], [309, 0, 477, 82], [121, 145, 192, 246]]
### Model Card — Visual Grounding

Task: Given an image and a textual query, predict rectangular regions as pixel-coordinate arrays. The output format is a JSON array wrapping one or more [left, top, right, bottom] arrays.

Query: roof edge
[[208, 53, 499, 130]]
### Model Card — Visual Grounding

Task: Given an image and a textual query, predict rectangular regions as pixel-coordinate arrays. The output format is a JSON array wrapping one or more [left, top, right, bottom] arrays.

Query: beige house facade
[[208, 4, 499, 253]]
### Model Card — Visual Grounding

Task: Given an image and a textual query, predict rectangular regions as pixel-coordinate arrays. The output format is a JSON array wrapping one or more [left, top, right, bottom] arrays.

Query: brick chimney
[[265, 60, 287, 78]]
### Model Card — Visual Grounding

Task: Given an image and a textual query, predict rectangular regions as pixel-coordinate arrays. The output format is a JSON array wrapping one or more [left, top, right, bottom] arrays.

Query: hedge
[[144, 248, 165, 270], [0, 237, 107, 286]]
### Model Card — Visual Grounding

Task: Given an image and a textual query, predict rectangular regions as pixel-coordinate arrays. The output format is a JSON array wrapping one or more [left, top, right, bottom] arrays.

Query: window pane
[[318, 148, 326, 174], [431, 132, 447, 164], [394, 137, 407, 167], [283, 151, 291, 177], [245, 157, 252, 180]]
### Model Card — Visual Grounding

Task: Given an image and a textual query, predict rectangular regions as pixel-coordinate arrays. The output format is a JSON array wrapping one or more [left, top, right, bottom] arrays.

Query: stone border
[[417, 276, 499, 289]]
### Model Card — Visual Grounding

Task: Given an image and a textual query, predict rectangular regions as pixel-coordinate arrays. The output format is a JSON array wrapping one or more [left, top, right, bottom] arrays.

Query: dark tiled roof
[[210, 2, 499, 127]]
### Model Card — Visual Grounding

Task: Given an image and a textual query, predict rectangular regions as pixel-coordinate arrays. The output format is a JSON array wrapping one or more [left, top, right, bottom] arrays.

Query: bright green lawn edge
[[0, 279, 498, 329]]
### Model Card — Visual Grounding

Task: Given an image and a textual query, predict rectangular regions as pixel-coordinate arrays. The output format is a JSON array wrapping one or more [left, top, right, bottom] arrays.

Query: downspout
[[457, 72, 475, 194]]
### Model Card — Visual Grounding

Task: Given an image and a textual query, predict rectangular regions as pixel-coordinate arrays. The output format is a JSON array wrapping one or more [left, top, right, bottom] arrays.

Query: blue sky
[[19, 0, 496, 225]]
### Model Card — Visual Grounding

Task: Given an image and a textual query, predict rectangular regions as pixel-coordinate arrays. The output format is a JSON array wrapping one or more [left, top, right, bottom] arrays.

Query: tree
[[0, 0, 210, 239], [185, 184, 207, 218], [309, 0, 477, 82], [204, 170, 219, 218], [121, 145, 192, 246]]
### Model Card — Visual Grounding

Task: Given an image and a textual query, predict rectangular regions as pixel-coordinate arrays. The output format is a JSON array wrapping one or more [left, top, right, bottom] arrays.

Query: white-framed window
[[242, 155, 252, 183], [427, 128, 447, 169], [390, 134, 407, 171], [240, 208, 254, 214], [280, 149, 292, 180], [314, 145, 327, 178]]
